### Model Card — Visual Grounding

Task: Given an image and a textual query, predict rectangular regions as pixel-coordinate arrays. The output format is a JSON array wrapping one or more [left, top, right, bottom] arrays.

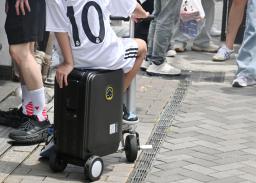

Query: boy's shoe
[[174, 42, 186, 52], [166, 49, 177, 57], [0, 107, 24, 128], [122, 105, 138, 131], [191, 42, 219, 53], [9, 115, 50, 144], [146, 62, 181, 76], [40, 125, 55, 158], [212, 46, 234, 62], [123, 105, 139, 125], [232, 75, 256, 87], [140, 60, 151, 71]]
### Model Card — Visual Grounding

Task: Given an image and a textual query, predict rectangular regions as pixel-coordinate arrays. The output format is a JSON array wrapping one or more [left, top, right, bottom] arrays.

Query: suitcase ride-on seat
[[48, 68, 140, 182]]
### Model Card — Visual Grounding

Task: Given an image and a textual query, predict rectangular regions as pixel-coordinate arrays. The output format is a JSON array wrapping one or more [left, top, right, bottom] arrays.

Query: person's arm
[[132, 2, 150, 21], [54, 32, 74, 88], [15, 0, 31, 15]]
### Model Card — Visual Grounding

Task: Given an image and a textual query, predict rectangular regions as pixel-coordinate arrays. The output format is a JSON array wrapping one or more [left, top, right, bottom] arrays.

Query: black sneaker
[[122, 105, 139, 125], [0, 107, 24, 128], [9, 115, 50, 144]]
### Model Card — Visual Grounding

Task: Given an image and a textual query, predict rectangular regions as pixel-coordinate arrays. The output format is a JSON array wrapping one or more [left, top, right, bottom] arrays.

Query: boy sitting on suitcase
[[45, 0, 149, 124]]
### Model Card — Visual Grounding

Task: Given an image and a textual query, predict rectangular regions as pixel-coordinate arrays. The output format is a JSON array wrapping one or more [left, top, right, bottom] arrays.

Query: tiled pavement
[[0, 74, 179, 183], [2, 2, 256, 183], [145, 80, 256, 183]]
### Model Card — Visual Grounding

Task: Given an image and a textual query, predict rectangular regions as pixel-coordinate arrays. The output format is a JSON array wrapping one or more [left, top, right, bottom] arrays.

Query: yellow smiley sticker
[[105, 86, 114, 101]]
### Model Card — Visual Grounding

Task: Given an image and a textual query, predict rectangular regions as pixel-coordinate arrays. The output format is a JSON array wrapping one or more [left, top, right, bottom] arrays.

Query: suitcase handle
[[110, 15, 154, 22]]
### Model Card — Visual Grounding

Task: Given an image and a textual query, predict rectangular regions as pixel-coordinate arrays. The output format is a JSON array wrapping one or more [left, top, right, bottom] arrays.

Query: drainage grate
[[128, 79, 191, 183]]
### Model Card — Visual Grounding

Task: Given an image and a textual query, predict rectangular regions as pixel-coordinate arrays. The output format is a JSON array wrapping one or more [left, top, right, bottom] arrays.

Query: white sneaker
[[140, 60, 151, 71], [232, 75, 256, 87], [212, 46, 234, 62], [166, 49, 177, 57], [174, 42, 186, 52], [146, 62, 181, 76], [191, 42, 219, 53], [210, 27, 221, 37]]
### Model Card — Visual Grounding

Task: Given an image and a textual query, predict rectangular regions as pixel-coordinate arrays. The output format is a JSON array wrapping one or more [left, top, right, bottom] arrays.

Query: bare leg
[[226, 0, 247, 49], [9, 42, 43, 90], [123, 39, 147, 91]]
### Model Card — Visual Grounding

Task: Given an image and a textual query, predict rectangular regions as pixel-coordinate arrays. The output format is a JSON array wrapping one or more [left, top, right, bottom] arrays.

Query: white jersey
[[45, 0, 137, 70]]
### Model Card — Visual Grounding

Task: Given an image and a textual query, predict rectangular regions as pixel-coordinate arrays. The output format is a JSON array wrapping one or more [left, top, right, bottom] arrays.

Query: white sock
[[21, 85, 33, 116], [29, 87, 47, 121]]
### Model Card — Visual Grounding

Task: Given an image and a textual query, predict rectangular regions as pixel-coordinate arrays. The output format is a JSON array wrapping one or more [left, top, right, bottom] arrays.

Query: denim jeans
[[236, 0, 256, 79], [147, 0, 182, 65]]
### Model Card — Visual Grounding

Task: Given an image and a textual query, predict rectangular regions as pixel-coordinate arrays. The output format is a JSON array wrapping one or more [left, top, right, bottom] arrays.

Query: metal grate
[[128, 79, 191, 183]]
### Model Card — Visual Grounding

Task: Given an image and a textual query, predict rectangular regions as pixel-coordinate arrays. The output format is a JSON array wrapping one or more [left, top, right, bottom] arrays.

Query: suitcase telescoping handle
[[110, 15, 154, 116], [110, 15, 154, 22]]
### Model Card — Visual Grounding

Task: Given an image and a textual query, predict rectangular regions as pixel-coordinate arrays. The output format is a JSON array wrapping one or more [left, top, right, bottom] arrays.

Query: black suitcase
[[50, 68, 123, 181]]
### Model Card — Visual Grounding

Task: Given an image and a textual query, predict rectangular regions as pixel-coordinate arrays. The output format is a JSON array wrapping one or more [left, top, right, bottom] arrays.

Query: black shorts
[[5, 0, 46, 45]]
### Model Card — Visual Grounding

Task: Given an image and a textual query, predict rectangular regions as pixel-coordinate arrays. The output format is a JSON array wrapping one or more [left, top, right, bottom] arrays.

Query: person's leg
[[146, 0, 161, 60], [213, 0, 247, 61], [192, 0, 218, 52], [141, 0, 160, 70], [124, 38, 146, 91], [151, 0, 182, 63], [9, 43, 43, 90], [172, 21, 189, 52], [5, 0, 50, 143], [146, 0, 182, 76], [226, 0, 247, 50], [233, 0, 256, 87]]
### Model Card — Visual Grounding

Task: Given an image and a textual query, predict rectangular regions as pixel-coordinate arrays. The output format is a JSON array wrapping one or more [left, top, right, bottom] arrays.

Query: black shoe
[[0, 107, 24, 128], [122, 105, 139, 125], [9, 115, 50, 144]]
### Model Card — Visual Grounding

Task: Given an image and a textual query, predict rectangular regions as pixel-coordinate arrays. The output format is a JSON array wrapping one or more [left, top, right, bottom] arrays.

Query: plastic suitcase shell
[[54, 68, 123, 164]]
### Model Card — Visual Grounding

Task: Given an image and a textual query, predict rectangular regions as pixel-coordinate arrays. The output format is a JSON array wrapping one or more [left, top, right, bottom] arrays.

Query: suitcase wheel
[[125, 135, 138, 163], [84, 156, 104, 182], [49, 150, 67, 172]]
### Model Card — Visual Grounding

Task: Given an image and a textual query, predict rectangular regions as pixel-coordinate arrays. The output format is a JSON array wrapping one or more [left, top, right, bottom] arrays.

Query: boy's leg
[[124, 38, 147, 91]]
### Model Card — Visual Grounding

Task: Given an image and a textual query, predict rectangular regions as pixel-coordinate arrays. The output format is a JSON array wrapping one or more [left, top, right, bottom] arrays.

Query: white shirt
[[45, 0, 137, 69]]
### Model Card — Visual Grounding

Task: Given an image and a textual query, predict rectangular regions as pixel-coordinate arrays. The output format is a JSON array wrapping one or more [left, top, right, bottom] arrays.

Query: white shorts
[[115, 38, 138, 73], [59, 38, 138, 73]]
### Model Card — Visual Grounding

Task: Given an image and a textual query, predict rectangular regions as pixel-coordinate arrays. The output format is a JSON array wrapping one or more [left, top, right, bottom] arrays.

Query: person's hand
[[131, 11, 150, 23], [56, 63, 74, 88], [15, 0, 31, 16]]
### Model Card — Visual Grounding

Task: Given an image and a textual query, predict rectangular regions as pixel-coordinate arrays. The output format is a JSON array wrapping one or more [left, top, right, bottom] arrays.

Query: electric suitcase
[[50, 68, 123, 181]]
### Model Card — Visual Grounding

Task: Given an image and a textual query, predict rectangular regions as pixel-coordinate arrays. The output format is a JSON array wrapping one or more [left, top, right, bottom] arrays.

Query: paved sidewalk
[[0, 73, 179, 183], [2, 2, 256, 183]]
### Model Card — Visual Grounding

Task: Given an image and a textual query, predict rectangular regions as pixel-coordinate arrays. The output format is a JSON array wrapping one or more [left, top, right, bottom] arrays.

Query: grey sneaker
[[232, 75, 256, 87], [146, 62, 181, 76], [213, 46, 234, 61], [191, 42, 219, 53]]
